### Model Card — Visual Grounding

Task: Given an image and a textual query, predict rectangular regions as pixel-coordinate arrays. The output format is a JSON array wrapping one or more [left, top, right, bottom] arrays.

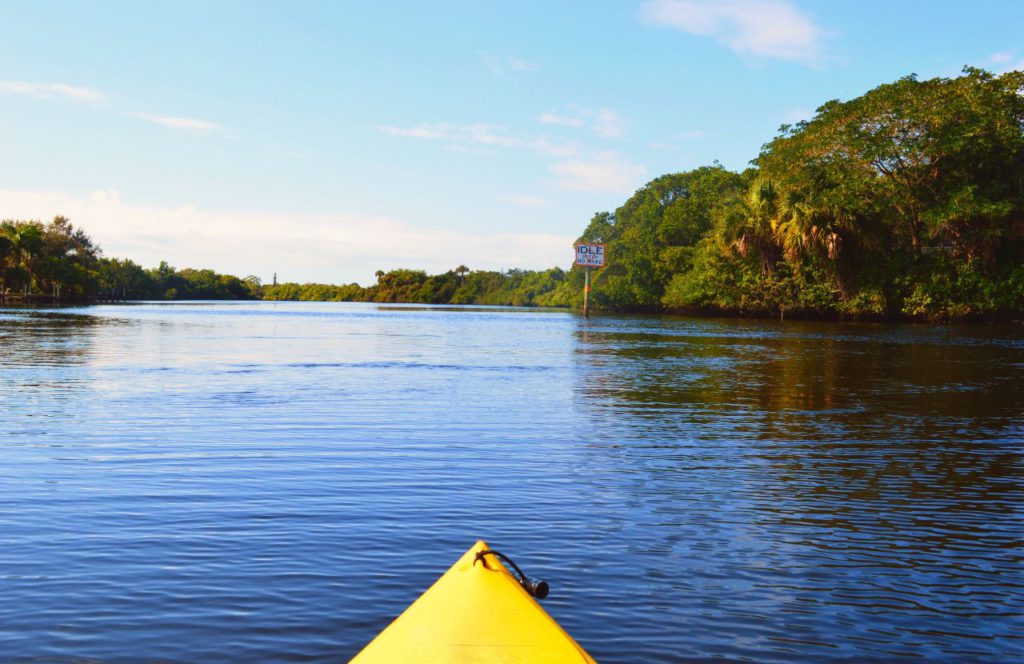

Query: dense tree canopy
[[562, 166, 747, 309], [1, 217, 101, 299], [576, 67, 1024, 320]]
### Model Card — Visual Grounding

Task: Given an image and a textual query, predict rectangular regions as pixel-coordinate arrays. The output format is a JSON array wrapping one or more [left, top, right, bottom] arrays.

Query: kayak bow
[[352, 540, 596, 663]]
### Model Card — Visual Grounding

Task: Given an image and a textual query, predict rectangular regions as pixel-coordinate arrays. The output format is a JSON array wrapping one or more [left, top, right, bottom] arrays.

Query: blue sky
[[1, 0, 1021, 284]]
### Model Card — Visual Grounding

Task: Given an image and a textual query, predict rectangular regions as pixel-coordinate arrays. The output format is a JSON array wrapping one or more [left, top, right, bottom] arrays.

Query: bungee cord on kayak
[[474, 548, 550, 599]]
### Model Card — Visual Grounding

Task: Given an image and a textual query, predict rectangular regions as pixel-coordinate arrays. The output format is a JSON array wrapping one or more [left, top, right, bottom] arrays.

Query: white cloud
[[593, 109, 624, 138], [479, 52, 539, 75], [989, 51, 1024, 73], [679, 129, 707, 139], [550, 152, 645, 194], [0, 80, 225, 135], [641, 0, 826, 66], [134, 113, 222, 133], [383, 118, 645, 194], [0, 189, 576, 283], [379, 122, 579, 157], [539, 112, 586, 128], [499, 194, 547, 208], [538, 107, 625, 139], [378, 124, 449, 139], [445, 144, 495, 155], [0, 81, 104, 104]]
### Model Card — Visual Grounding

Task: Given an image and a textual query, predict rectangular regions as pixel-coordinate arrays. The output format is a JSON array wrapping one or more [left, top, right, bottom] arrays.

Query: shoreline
[[5, 296, 1022, 325]]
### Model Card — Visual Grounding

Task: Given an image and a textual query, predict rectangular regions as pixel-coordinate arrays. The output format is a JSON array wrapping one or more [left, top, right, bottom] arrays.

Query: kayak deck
[[351, 540, 596, 663]]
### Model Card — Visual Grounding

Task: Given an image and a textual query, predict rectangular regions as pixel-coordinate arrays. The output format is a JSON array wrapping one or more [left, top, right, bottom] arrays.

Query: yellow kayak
[[351, 540, 596, 663]]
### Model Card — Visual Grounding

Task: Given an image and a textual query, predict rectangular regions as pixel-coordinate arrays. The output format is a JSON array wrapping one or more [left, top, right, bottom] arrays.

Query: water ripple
[[1, 302, 1021, 662]]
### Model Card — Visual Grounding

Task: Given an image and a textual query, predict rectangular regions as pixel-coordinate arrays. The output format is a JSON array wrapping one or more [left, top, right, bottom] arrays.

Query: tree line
[[263, 266, 568, 306], [0, 217, 568, 306], [562, 67, 1024, 320], [0, 218, 262, 302], [4, 68, 1022, 319]]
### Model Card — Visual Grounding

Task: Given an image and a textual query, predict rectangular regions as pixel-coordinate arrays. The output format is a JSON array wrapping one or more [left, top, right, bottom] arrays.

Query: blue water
[[2, 302, 1022, 661]]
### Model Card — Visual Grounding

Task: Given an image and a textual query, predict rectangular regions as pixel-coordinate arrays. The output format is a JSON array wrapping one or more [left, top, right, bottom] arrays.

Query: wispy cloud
[[550, 152, 645, 194], [479, 52, 539, 75], [499, 194, 547, 208], [538, 106, 625, 139], [539, 112, 586, 128], [641, 0, 826, 66], [989, 51, 1024, 73], [0, 79, 227, 136], [0, 80, 104, 104], [0, 188, 576, 283], [446, 144, 495, 155], [592, 109, 624, 138], [379, 122, 578, 157], [383, 118, 645, 194], [679, 129, 707, 139], [379, 124, 448, 139], [134, 113, 222, 133]]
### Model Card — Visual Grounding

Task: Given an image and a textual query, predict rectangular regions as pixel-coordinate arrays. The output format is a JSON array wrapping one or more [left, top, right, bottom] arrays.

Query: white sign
[[575, 243, 606, 268]]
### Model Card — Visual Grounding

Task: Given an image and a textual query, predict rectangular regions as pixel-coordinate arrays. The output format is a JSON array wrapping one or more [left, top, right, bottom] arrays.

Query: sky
[[1, 0, 1022, 285]]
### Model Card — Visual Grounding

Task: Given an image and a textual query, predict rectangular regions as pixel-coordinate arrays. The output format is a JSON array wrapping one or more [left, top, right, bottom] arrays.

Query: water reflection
[[570, 316, 1023, 660], [0, 310, 115, 366]]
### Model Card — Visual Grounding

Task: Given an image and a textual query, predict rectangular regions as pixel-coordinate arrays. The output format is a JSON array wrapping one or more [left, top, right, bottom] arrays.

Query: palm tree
[[0, 229, 12, 300], [773, 185, 854, 263], [1, 221, 43, 295], [716, 178, 779, 274]]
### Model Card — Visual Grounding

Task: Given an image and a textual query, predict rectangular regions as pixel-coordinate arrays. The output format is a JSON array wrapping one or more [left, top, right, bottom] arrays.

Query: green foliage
[[576, 167, 747, 309], [264, 267, 569, 307], [0, 218, 264, 303], [0, 218, 565, 307], [263, 282, 363, 301], [97, 257, 152, 299], [1, 217, 100, 299], [95, 260, 261, 301], [604, 68, 1024, 320]]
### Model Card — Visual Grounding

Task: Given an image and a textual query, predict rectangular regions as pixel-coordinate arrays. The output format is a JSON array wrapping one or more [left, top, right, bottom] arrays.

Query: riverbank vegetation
[[561, 67, 1024, 321], [0, 219, 262, 303], [0, 218, 566, 306], [3, 68, 1022, 319], [263, 267, 568, 306]]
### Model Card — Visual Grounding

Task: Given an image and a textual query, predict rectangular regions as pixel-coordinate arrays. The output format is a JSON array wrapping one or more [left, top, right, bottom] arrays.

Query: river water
[[1, 302, 1021, 662]]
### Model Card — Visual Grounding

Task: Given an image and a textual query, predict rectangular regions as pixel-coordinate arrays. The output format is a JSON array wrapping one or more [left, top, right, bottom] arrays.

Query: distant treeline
[[0, 218, 263, 302], [0, 217, 568, 306], [263, 267, 569, 306], [4, 68, 1023, 320]]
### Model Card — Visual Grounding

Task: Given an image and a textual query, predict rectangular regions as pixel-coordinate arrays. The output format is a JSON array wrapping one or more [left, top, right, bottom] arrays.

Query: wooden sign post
[[574, 243, 606, 318]]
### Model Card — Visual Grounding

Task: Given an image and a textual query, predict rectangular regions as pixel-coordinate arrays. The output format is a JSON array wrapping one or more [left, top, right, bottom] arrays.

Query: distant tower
[[273, 272, 277, 286]]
